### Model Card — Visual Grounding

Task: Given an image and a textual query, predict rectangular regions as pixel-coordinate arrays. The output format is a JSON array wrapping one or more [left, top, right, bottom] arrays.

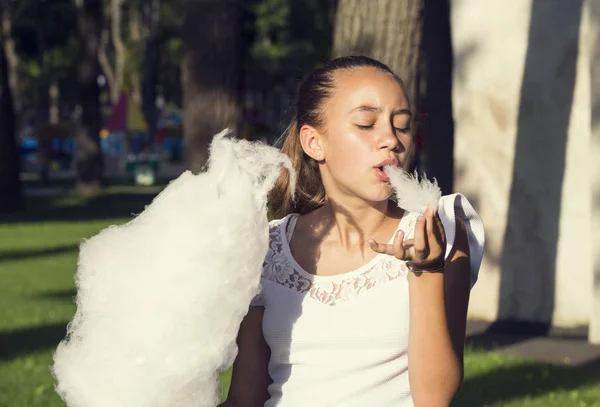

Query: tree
[[419, 0, 454, 195], [9, 0, 80, 120], [0, 0, 19, 114], [332, 0, 424, 106], [74, 0, 103, 193], [98, 0, 126, 106], [248, 0, 336, 85], [0, 0, 24, 213], [181, 0, 247, 173], [131, 0, 161, 135]]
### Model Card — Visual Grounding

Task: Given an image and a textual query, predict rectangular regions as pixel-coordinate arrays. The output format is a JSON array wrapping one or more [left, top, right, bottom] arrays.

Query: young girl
[[221, 56, 484, 407]]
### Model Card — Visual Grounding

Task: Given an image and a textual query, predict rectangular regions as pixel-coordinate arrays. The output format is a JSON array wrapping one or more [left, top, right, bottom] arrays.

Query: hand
[[368, 207, 447, 271]]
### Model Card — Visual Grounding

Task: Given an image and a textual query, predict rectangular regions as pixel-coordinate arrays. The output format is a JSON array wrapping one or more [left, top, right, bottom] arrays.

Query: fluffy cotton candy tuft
[[52, 129, 295, 407], [383, 165, 441, 213]]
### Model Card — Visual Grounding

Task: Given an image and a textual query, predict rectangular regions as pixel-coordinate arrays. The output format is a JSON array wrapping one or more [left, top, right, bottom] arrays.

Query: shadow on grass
[[453, 358, 600, 406], [0, 245, 78, 263], [0, 190, 163, 224], [464, 320, 595, 369], [466, 320, 588, 351], [34, 289, 77, 301], [0, 322, 68, 362]]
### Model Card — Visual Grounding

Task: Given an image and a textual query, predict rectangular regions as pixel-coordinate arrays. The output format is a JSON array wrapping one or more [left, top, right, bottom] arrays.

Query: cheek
[[327, 129, 370, 168]]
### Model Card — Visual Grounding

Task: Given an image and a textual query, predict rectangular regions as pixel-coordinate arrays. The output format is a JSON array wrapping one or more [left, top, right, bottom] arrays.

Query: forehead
[[330, 67, 409, 112]]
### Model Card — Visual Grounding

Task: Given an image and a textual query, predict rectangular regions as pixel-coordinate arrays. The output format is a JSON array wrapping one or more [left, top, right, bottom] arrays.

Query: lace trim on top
[[262, 213, 417, 306]]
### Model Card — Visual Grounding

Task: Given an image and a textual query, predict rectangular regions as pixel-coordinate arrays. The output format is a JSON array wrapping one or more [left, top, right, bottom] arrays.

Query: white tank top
[[251, 194, 485, 407]]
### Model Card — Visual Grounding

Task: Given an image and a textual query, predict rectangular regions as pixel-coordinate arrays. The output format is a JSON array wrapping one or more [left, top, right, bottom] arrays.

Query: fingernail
[[418, 216, 425, 222]]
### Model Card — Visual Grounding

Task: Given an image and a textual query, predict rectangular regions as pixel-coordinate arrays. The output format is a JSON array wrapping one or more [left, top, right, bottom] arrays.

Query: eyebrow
[[349, 105, 412, 118]]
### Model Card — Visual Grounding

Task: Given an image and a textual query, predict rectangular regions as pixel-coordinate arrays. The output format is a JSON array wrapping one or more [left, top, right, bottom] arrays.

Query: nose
[[376, 124, 401, 152]]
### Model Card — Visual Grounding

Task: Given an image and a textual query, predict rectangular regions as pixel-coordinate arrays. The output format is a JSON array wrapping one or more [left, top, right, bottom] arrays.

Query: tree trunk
[[141, 0, 160, 136], [419, 0, 454, 195], [332, 0, 424, 106], [35, 15, 52, 184], [98, 0, 125, 106], [127, 4, 143, 105], [75, 0, 103, 193], [181, 0, 246, 174], [0, 2, 19, 114], [98, 24, 115, 101], [110, 0, 126, 105], [49, 80, 60, 124], [0, 2, 24, 213]]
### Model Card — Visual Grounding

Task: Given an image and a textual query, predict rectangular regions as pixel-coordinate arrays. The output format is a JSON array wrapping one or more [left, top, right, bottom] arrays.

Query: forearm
[[407, 271, 462, 407]]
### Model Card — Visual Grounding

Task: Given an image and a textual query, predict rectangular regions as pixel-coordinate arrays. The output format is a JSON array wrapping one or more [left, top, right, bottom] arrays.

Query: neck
[[315, 196, 392, 249]]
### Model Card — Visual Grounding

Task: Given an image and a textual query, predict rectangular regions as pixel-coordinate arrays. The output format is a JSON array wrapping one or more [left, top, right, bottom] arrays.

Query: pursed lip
[[374, 158, 399, 169]]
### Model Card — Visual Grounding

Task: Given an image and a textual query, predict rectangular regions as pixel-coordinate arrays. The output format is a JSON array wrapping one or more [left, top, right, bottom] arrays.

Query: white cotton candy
[[383, 166, 441, 213], [52, 128, 295, 407]]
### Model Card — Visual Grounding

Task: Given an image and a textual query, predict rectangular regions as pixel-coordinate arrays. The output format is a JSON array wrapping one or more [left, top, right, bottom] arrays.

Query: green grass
[[453, 349, 600, 406], [1, 185, 599, 406], [0, 185, 168, 406]]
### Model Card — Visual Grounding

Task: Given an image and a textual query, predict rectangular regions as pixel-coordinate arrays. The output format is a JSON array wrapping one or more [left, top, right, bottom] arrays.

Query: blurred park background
[[1, 0, 600, 406]]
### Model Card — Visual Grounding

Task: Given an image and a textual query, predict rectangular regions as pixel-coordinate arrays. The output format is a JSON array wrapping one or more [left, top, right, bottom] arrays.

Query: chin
[[362, 184, 393, 204]]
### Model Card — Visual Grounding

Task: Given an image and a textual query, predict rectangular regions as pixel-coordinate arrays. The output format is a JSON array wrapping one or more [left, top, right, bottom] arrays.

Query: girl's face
[[312, 67, 413, 205]]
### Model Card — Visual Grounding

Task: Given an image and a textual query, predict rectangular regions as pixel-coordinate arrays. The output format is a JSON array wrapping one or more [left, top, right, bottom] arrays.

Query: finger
[[392, 230, 406, 259], [368, 239, 394, 256], [401, 238, 415, 250], [433, 211, 446, 245], [425, 207, 435, 240], [413, 215, 428, 259]]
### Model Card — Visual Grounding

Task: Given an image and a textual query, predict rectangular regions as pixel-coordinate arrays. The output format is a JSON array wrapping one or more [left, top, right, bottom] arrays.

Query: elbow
[[412, 390, 459, 407], [448, 366, 464, 396], [412, 397, 454, 407], [411, 369, 464, 407]]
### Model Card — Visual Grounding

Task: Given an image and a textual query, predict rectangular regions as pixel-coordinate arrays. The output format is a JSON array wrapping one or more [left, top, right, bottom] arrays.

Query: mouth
[[374, 158, 398, 182], [375, 158, 399, 168], [374, 167, 390, 182]]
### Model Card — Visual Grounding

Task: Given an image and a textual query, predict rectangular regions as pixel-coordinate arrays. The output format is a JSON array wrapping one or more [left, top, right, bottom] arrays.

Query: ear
[[299, 124, 325, 162]]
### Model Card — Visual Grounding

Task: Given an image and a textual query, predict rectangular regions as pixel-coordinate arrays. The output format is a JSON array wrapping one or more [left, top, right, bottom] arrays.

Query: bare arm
[[219, 306, 271, 407], [407, 216, 470, 407]]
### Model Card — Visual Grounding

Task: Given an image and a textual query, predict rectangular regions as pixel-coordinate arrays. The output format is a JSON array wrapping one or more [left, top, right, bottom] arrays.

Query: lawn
[[1, 185, 599, 407]]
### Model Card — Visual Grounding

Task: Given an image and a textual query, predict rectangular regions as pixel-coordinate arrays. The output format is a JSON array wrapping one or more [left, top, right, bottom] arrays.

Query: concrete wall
[[590, 0, 600, 344], [452, 0, 594, 329]]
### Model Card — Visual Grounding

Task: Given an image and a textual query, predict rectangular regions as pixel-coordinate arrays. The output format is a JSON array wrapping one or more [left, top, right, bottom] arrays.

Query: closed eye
[[356, 124, 374, 130], [395, 127, 410, 134]]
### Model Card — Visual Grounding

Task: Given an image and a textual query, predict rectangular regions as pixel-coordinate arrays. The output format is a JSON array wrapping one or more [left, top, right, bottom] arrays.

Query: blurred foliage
[[248, 0, 336, 86], [8, 0, 79, 113], [5, 0, 333, 120]]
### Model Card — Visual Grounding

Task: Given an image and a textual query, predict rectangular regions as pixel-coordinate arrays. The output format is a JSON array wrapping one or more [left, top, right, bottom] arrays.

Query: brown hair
[[268, 56, 409, 219]]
